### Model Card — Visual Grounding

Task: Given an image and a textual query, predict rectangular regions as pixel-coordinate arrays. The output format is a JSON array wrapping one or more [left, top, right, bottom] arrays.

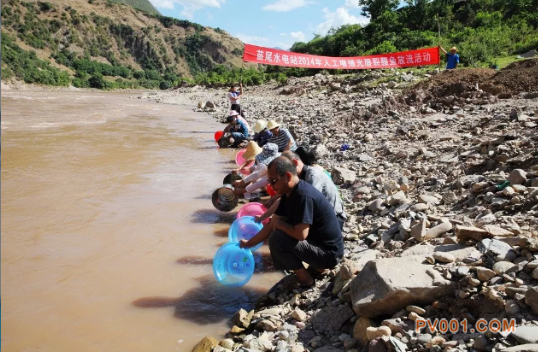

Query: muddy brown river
[[1, 90, 282, 352]]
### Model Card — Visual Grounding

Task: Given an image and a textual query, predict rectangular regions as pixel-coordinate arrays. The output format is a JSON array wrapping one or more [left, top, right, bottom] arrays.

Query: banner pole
[[437, 14, 441, 71]]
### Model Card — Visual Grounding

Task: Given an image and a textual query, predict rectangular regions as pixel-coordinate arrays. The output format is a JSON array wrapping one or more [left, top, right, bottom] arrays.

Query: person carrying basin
[[224, 111, 249, 148], [239, 156, 344, 290], [233, 143, 280, 199], [255, 150, 347, 230], [266, 120, 298, 152]]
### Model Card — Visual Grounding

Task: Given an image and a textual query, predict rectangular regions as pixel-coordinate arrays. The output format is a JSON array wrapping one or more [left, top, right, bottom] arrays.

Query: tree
[[359, 0, 399, 20]]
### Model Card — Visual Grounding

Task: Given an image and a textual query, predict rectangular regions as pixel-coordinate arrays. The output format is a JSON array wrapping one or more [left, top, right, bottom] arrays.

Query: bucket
[[214, 131, 224, 143], [239, 160, 255, 175], [223, 173, 243, 185], [237, 202, 270, 225], [212, 185, 238, 212], [266, 184, 276, 197], [235, 148, 247, 166], [228, 216, 263, 251], [212, 242, 255, 287]]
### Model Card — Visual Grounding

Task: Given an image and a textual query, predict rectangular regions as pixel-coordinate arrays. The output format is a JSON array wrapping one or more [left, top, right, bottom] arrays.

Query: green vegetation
[[1, 32, 70, 86], [290, 0, 538, 69]]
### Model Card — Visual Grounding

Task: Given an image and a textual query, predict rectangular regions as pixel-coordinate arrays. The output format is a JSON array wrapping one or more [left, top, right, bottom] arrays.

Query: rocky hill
[[1, 0, 246, 88]]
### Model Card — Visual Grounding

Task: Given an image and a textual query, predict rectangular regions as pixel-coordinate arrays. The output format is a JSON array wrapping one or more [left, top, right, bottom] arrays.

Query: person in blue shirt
[[440, 46, 459, 70], [224, 113, 249, 147], [252, 119, 273, 147]]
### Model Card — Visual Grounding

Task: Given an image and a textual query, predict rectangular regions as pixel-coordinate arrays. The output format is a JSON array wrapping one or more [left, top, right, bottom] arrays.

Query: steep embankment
[[1, 0, 247, 88]]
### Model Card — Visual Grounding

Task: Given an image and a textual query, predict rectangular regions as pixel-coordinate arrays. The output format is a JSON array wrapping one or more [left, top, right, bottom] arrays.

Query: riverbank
[[140, 60, 538, 352]]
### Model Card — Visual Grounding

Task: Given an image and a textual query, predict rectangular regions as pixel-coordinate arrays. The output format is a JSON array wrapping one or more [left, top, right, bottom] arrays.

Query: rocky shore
[[140, 60, 538, 352]]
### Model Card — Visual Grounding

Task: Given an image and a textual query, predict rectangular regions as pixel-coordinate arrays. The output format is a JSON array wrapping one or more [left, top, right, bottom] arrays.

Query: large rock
[[456, 226, 491, 241], [353, 317, 376, 347], [311, 305, 355, 333], [313, 144, 330, 159], [332, 167, 356, 185], [425, 222, 452, 240], [526, 287, 538, 314], [350, 256, 456, 318], [501, 345, 538, 352], [192, 337, 218, 352], [483, 225, 514, 237], [512, 326, 538, 344], [233, 308, 253, 328], [411, 220, 427, 242], [402, 243, 481, 261], [509, 169, 527, 185], [478, 238, 517, 261], [350, 249, 380, 271]]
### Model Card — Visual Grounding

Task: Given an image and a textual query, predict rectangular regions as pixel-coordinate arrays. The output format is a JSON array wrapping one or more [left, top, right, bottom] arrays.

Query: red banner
[[243, 44, 439, 69]]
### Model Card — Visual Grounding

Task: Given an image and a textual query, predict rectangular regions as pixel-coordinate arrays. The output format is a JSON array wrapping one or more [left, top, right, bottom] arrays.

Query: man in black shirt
[[239, 156, 344, 288]]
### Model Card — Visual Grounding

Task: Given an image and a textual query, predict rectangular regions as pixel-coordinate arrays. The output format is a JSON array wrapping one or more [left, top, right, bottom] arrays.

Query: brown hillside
[[1, 0, 252, 78]]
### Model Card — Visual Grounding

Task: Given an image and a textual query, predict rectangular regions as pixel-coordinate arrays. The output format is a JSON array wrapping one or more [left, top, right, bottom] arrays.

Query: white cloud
[[315, 7, 369, 35], [344, 0, 358, 8], [235, 33, 270, 46], [290, 31, 306, 42], [149, 0, 174, 9], [262, 0, 312, 12], [148, 0, 225, 19]]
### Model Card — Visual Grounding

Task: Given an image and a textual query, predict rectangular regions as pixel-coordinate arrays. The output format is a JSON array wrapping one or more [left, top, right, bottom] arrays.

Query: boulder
[[425, 222, 452, 240], [353, 317, 376, 347], [509, 169, 527, 185], [311, 305, 355, 333], [525, 287, 538, 314], [455, 226, 490, 241], [233, 308, 253, 328], [350, 256, 456, 318], [478, 238, 517, 261], [332, 167, 356, 185], [501, 345, 538, 352], [192, 337, 218, 352], [512, 326, 538, 344]]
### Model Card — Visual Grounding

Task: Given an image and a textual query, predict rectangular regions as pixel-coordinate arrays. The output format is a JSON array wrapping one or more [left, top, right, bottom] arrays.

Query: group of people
[[216, 44, 461, 288], [219, 84, 347, 289]]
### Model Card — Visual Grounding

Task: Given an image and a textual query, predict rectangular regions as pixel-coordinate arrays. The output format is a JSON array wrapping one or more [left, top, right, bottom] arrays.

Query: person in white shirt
[[228, 83, 243, 115], [233, 143, 280, 198]]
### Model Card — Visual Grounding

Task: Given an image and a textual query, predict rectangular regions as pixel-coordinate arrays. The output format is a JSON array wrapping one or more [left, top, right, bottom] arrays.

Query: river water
[[1, 90, 282, 352]]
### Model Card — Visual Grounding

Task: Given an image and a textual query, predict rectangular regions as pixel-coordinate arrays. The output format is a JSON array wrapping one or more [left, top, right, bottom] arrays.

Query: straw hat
[[242, 141, 263, 161], [267, 120, 280, 130], [450, 46, 458, 52], [253, 120, 268, 133]]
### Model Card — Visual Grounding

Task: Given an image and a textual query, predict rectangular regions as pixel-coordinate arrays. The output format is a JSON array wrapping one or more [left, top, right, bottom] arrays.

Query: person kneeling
[[239, 156, 344, 289]]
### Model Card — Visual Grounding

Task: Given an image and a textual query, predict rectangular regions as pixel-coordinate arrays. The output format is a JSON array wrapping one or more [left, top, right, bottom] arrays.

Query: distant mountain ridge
[[1, 0, 248, 88]]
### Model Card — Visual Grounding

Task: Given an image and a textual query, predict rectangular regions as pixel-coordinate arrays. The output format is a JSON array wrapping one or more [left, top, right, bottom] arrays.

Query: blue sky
[[148, 0, 370, 50]]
